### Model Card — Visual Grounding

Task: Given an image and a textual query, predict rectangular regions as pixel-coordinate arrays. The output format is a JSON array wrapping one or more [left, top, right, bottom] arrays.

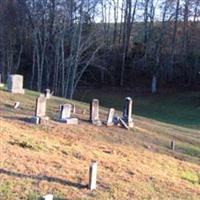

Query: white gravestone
[[7, 74, 25, 94], [59, 104, 78, 124], [59, 104, 72, 120], [89, 161, 97, 190]]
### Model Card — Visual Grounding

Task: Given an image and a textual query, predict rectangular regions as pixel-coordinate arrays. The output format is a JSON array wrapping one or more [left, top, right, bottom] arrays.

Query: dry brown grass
[[0, 88, 200, 200]]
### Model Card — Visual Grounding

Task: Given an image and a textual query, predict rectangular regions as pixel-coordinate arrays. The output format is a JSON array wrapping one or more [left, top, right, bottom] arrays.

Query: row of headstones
[[2, 74, 134, 128], [90, 98, 134, 129], [31, 94, 78, 125], [32, 94, 134, 129]]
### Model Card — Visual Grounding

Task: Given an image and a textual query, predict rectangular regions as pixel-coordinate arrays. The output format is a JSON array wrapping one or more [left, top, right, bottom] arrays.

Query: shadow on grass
[[2, 116, 32, 123], [0, 168, 87, 190]]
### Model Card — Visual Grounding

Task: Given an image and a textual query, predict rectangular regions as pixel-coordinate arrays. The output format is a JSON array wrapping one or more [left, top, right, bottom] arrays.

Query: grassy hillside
[[0, 88, 200, 200], [75, 89, 200, 129]]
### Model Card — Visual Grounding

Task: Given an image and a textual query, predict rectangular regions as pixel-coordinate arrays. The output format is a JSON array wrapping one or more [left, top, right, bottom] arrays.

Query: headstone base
[[9, 89, 25, 94], [92, 120, 102, 126], [122, 117, 134, 128], [31, 116, 40, 124], [106, 122, 114, 127], [60, 118, 78, 125], [31, 116, 49, 124]]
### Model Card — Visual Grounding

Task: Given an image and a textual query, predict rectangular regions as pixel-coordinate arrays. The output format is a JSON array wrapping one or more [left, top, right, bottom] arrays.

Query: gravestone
[[59, 104, 72, 120], [90, 99, 102, 126], [7, 74, 25, 94], [59, 104, 78, 124], [32, 96, 49, 124], [119, 118, 129, 130], [89, 161, 97, 190], [171, 140, 175, 151], [122, 97, 134, 128], [35, 96, 46, 117], [45, 89, 51, 99], [106, 108, 115, 126]]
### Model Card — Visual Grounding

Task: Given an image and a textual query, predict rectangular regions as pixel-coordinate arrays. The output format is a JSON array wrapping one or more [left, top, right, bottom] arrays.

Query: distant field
[[75, 89, 200, 129]]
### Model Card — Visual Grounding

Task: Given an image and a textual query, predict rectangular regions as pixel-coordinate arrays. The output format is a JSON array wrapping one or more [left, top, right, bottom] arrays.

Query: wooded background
[[0, 0, 200, 98]]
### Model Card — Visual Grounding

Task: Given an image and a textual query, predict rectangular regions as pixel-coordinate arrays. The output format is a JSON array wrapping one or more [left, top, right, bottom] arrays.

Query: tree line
[[0, 0, 200, 98]]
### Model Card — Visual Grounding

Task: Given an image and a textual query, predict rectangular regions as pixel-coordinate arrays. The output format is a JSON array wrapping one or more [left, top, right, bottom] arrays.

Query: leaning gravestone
[[90, 99, 102, 126], [106, 108, 115, 126], [59, 104, 78, 124], [7, 74, 25, 94], [122, 97, 134, 128], [32, 95, 49, 124]]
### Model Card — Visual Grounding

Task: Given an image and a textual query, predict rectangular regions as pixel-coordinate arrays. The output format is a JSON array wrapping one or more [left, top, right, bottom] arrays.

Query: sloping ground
[[0, 88, 200, 200]]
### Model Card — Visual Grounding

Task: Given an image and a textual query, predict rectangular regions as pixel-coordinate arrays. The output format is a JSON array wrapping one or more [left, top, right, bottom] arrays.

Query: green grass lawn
[[74, 89, 200, 129]]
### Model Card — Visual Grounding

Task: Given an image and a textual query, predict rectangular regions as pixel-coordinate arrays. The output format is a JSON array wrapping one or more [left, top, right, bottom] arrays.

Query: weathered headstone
[[59, 104, 72, 121], [90, 99, 102, 126], [106, 108, 115, 126], [119, 118, 129, 130], [7, 74, 25, 94], [122, 97, 134, 128], [31, 96, 49, 124], [35, 96, 46, 117], [89, 161, 97, 190], [59, 104, 78, 124], [45, 89, 51, 99]]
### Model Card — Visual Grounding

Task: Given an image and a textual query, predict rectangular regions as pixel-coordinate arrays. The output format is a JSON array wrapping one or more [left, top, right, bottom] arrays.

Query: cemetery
[[1, 0, 200, 198], [0, 75, 200, 200]]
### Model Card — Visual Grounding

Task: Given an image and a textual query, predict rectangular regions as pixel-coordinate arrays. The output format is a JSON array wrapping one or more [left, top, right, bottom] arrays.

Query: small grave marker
[[14, 102, 20, 109], [171, 140, 175, 151], [89, 161, 97, 190]]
